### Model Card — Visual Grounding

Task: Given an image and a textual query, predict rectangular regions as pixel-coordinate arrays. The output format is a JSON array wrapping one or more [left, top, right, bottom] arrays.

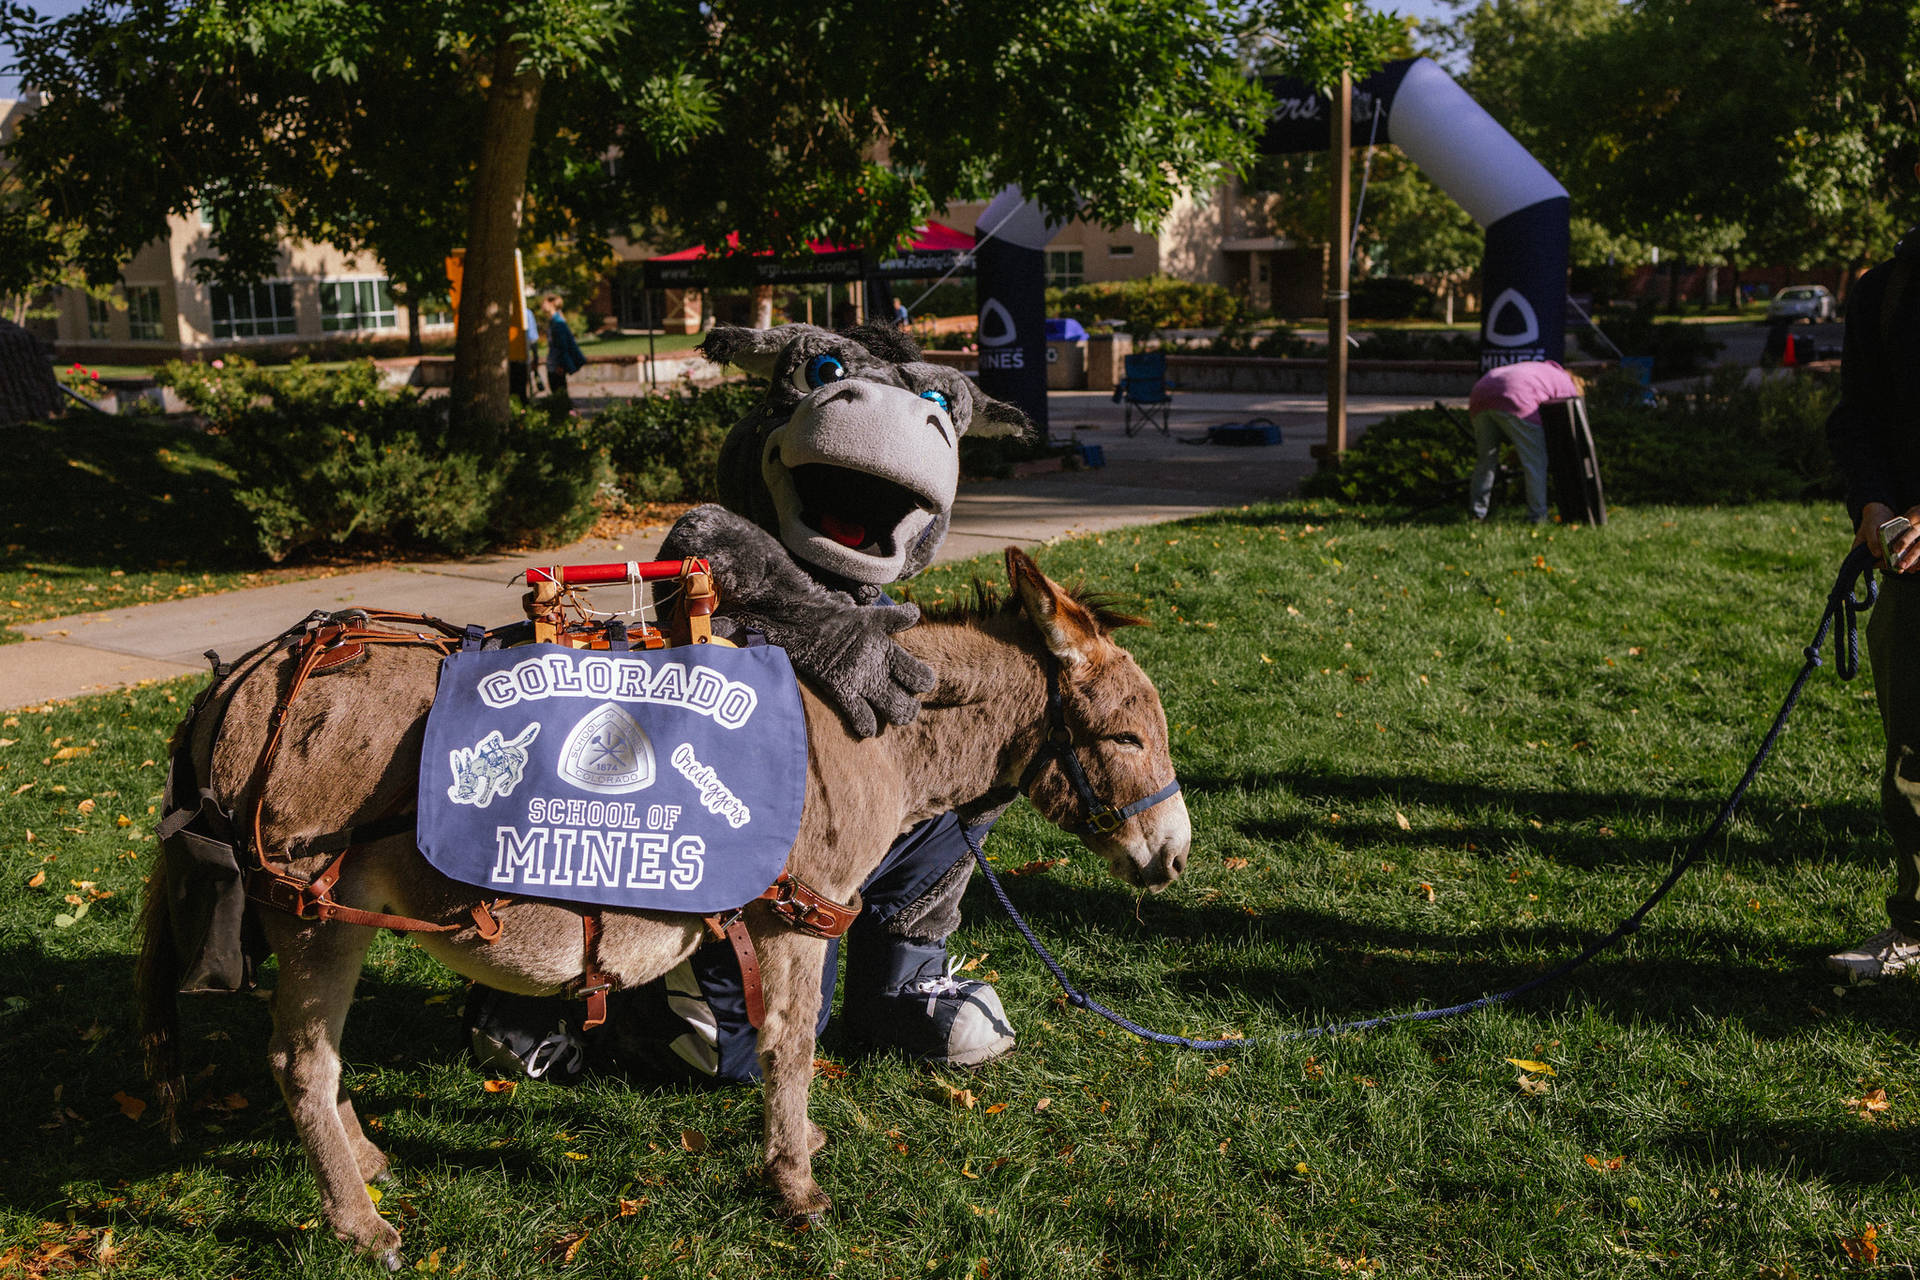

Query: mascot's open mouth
[[789, 463, 929, 557]]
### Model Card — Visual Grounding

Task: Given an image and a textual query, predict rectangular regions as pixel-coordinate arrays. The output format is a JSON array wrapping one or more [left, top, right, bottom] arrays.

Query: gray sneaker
[[1826, 928, 1920, 980], [844, 943, 1016, 1067]]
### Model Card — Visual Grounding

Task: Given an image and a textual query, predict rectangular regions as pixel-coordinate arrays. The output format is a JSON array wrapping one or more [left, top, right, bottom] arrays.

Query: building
[[4, 95, 450, 365]]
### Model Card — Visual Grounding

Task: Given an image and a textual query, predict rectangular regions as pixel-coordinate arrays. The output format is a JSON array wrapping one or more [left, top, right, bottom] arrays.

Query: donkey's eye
[[920, 388, 951, 412], [1110, 733, 1144, 749], [795, 353, 848, 392]]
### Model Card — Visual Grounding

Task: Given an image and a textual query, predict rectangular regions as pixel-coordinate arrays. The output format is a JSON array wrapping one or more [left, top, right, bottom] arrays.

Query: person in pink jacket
[[1468, 359, 1580, 523]]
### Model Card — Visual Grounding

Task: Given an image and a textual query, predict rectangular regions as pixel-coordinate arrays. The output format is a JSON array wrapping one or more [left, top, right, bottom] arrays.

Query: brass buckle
[[1084, 807, 1125, 834]]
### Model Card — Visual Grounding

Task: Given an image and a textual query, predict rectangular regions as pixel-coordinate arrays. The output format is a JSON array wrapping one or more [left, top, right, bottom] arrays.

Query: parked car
[[1767, 284, 1835, 323]]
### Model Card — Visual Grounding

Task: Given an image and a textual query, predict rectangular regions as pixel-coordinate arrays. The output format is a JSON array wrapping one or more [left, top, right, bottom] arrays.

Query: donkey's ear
[[701, 324, 806, 379], [968, 393, 1033, 440], [1007, 546, 1099, 665]]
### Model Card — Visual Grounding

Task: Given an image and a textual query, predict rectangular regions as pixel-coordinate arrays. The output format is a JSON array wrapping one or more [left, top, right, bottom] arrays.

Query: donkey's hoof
[[781, 1186, 833, 1226], [376, 1246, 403, 1272]]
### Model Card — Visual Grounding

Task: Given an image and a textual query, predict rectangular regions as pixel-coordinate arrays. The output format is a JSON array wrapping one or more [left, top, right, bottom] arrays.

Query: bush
[[158, 357, 608, 560], [1201, 323, 1312, 358], [1302, 367, 1841, 510], [1047, 276, 1243, 337], [592, 380, 761, 507], [1351, 329, 1480, 361], [1350, 276, 1437, 320]]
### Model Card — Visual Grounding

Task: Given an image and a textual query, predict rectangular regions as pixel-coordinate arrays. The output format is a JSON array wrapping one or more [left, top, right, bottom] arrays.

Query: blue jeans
[[1469, 409, 1550, 522]]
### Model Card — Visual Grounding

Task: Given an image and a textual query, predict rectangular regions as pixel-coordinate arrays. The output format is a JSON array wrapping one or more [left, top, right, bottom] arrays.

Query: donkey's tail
[[135, 838, 185, 1143]]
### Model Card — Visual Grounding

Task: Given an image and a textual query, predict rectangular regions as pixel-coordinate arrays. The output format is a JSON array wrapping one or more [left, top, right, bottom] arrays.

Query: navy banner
[[974, 191, 1052, 432], [417, 644, 807, 913], [1479, 198, 1570, 369]]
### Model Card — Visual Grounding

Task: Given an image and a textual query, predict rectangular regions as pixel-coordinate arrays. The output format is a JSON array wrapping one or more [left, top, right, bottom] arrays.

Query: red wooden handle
[[524, 559, 710, 587]]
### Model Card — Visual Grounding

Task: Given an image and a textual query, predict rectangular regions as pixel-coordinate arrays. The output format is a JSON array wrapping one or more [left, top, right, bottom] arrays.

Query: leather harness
[[223, 608, 863, 1032]]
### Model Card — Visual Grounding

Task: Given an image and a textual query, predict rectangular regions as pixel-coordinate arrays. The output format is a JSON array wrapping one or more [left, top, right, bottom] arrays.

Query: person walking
[[1466, 359, 1580, 523], [542, 294, 587, 402], [1824, 174, 1920, 980]]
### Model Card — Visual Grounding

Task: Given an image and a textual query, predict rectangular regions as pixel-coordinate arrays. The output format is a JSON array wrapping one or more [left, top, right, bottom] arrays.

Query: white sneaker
[[1826, 928, 1920, 980]]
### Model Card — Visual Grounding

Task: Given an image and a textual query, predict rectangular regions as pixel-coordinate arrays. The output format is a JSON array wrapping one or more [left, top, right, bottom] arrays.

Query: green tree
[[2, 0, 1393, 434]]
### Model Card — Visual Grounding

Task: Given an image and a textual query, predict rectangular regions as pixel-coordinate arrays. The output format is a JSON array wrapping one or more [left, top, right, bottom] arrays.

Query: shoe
[[465, 988, 588, 1083], [844, 941, 1016, 1067], [1826, 927, 1920, 980]]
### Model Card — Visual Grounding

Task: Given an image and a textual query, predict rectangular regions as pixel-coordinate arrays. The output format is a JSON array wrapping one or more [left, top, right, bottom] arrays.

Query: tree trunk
[[450, 40, 543, 437], [406, 292, 423, 356]]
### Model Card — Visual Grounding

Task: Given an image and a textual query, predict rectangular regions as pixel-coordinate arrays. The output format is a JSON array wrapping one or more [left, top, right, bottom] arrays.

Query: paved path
[[1, 389, 1427, 709]]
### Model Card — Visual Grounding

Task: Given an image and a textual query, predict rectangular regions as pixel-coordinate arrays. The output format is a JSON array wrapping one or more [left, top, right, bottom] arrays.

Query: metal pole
[[1324, 65, 1351, 470]]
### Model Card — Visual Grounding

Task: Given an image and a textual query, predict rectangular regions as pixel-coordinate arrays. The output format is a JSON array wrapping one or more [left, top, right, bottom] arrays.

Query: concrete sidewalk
[[1, 389, 1424, 709]]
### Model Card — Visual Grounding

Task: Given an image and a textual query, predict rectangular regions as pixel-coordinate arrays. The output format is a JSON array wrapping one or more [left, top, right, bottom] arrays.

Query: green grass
[[578, 332, 707, 360], [3, 500, 1917, 1277], [0, 417, 292, 644]]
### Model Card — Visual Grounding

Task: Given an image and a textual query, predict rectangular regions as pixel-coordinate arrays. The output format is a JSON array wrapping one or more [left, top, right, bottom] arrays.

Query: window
[[319, 278, 397, 331], [126, 286, 164, 340], [210, 282, 296, 338], [1046, 249, 1084, 291], [1107, 244, 1135, 259], [85, 294, 113, 339]]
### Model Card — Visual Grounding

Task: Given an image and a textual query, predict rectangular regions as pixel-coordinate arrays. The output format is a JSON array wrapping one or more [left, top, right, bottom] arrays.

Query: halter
[[1016, 658, 1183, 836]]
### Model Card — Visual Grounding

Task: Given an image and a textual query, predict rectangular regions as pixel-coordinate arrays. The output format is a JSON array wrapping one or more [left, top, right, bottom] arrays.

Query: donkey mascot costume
[[471, 321, 1034, 1080]]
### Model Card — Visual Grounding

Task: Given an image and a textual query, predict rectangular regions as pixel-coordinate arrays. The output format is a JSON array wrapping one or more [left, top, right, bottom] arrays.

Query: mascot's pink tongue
[[818, 513, 867, 548]]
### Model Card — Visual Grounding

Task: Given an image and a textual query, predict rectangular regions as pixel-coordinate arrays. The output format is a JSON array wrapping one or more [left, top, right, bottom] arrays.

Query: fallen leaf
[[482, 1079, 517, 1094], [563, 1152, 588, 1161], [563, 1229, 591, 1263], [54, 747, 93, 761], [618, 1197, 647, 1217], [1007, 858, 1068, 877], [423, 993, 451, 1006], [1840, 1224, 1879, 1265], [984, 1103, 1007, 1114], [222, 1092, 249, 1110], [1222, 857, 1250, 871], [1505, 1058, 1557, 1076], [1515, 1073, 1550, 1096], [26, 871, 45, 889], [415, 1246, 444, 1272], [1303, 1056, 1324, 1080], [1208, 1063, 1231, 1079], [12, 782, 34, 795], [113, 1091, 146, 1121], [1417, 882, 1436, 902], [1584, 1154, 1624, 1171], [1034, 1098, 1051, 1111], [366, 1183, 383, 1205], [115, 815, 131, 828], [679, 1129, 706, 1152], [960, 1161, 979, 1179], [812, 1057, 849, 1080], [1395, 811, 1411, 831]]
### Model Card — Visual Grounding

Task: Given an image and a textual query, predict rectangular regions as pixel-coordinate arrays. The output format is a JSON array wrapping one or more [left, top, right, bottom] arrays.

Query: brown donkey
[[137, 548, 1189, 1267]]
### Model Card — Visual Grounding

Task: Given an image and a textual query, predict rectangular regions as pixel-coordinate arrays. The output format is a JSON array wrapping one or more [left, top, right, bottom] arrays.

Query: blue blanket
[[417, 643, 807, 912]]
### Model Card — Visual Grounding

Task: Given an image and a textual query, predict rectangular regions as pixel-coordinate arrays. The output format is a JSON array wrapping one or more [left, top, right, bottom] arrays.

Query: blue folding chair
[[1115, 351, 1174, 437]]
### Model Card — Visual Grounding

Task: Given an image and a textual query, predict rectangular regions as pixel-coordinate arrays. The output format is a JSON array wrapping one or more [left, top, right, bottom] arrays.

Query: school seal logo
[[557, 702, 655, 794]]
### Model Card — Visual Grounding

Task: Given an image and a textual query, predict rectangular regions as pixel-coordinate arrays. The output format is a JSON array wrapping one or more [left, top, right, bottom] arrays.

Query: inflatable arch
[[1259, 56, 1570, 372], [972, 58, 1568, 421]]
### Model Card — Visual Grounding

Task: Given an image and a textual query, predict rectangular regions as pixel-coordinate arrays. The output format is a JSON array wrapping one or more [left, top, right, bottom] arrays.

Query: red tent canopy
[[641, 222, 975, 288]]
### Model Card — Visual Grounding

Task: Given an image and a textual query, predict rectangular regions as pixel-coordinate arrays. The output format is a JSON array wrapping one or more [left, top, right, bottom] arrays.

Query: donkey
[[136, 548, 1189, 1268]]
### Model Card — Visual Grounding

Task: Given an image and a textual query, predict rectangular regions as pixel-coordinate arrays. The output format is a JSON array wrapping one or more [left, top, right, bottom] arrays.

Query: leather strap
[[705, 914, 767, 1027], [753, 871, 861, 938], [570, 913, 615, 1030], [243, 614, 468, 936]]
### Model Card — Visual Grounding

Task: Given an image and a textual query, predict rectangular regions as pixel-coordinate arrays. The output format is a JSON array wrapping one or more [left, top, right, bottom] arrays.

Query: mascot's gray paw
[[801, 599, 935, 738]]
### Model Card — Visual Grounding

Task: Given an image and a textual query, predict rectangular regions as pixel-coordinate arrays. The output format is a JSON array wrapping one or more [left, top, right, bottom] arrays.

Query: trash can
[[1045, 317, 1089, 391]]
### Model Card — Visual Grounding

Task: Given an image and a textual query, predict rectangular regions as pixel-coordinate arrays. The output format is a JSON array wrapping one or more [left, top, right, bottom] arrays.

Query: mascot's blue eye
[[919, 389, 951, 412], [803, 354, 848, 389]]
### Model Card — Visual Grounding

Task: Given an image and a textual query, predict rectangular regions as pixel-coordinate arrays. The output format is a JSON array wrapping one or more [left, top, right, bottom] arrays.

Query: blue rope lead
[[973, 542, 1882, 1051]]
